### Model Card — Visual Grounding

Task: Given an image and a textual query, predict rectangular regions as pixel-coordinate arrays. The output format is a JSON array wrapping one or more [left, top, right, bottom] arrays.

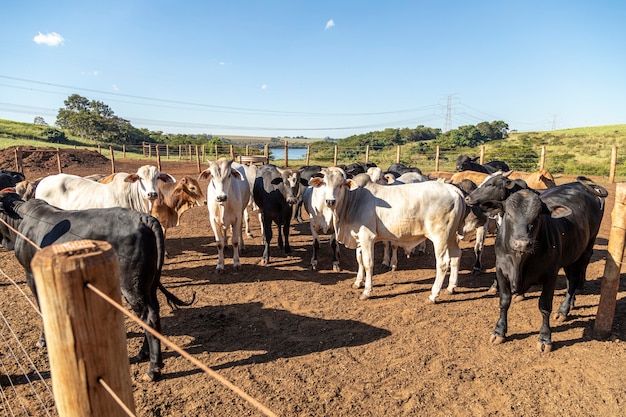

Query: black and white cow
[[0, 190, 194, 381], [480, 177, 607, 352], [253, 164, 307, 265]]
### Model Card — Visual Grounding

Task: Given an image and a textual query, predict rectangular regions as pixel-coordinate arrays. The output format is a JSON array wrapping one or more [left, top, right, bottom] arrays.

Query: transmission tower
[[443, 94, 458, 132]]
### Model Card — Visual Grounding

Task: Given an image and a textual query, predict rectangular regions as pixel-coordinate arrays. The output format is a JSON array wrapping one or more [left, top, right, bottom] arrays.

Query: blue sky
[[1, 0, 625, 138]]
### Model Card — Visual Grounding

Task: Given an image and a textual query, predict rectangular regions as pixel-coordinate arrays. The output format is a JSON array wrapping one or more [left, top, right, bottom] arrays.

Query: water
[[269, 147, 308, 160]]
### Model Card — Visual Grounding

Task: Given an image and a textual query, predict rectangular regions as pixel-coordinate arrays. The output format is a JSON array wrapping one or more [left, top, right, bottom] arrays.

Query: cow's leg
[[244, 206, 253, 237], [555, 247, 593, 322], [261, 217, 273, 265], [537, 278, 557, 352], [428, 238, 450, 303], [310, 224, 320, 270], [390, 243, 399, 271], [359, 238, 376, 300], [490, 268, 511, 345], [283, 207, 293, 254], [330, 233, 340, 272], [472, 225, 485, 275], [353, 247, 365, 289], [446, 238, 462, 294], [231, 216, 244, 271], [145, 299, 163, 381], [382, 241, 391, 269], [211, 219, 226, 273]]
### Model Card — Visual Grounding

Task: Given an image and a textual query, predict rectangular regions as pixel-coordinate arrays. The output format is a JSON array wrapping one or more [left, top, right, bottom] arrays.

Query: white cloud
[[219, 61, 225, 65], [112, 84, 119, 92], [33, 32, 64, 46], [325, 19, 335, 30], [261, 84, 267, 90]]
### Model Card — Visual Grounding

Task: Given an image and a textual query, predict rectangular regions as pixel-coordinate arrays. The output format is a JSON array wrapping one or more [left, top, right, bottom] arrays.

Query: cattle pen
[[0, 156, 625, 416]]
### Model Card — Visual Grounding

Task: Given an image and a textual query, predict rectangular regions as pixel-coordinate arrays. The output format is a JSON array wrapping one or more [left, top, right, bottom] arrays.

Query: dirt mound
[[0, 146, 109, 173]]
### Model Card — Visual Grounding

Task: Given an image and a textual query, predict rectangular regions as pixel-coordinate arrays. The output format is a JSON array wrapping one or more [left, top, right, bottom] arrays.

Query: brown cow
[[151, 175, 205, 239]]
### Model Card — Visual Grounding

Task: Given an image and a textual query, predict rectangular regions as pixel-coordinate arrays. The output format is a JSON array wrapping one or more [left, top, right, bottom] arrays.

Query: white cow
[[199, 158, 250, 273], [309, 168, 466, 302], [35, 165, 175, 212], [232, 161, 259, 237], [302, 173, 342, 272]]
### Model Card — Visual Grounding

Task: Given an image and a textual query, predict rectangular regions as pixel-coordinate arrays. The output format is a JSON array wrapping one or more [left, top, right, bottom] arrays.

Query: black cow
[[0, 169, 26, 189], [342, 161, 377, 178], [0, 191, 194, 381], [386, 162, 423, 177], [480, 178, 607, 352], [253, 164, 307, 264], [455, 155, 510, 174]]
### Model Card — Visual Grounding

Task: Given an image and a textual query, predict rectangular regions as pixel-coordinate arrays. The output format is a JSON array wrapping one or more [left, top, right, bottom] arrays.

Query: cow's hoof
[[246, 233, 254, 238], [490, 334, 505, 345], [260, 259, 269, 266], [359, 293, 370, 301], [537, 342, 553, 353], [427, 294, 438, 304], [513, 294, 525, 302], [447, 286, 456, 294], [552, 312, 567, 323], [144, 369, 161, 382], [487, 287, 498, 295], [215, 267, 224, 275], [471, 268, 481, 276], [310, 264, 317, 271], [332, 264, 341, 272], [233, 264, 242, 272]]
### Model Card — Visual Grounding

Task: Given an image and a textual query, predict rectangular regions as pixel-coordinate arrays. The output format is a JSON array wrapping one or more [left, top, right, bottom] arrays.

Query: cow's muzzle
[[287, 197, 298, 205], [326, 199, 336, 207], [147, 192, 158, 200], [216, 195, 227, 203], [511, 238, 533, 253]]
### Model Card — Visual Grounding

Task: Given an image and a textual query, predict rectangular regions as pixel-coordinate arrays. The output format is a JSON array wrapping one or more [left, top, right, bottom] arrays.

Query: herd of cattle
[[0, 153, 609, 379]]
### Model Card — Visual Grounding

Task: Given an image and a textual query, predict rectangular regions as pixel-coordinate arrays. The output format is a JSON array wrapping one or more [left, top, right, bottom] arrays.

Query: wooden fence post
[[609, 146, 618, 183], [56, 148, 62, 173], [123, 145, 126, 159], [435, 146, 440, 172], [479, 145, 485, 165], [396, 145, 401, 164], [14, 147, 23, 173], [365, 145, 370, 164], [246, 145, 250, 156], [540, 146, 546, 170], [155, 145, 161, 172], [230, 145, 234, 160], [31, 240, 135, 417], [594, 183, 626, 338], [284, 141, 289, 167], [214, 144, 218, 160], [264, 144, 269, 159], [148, 143, 152, 159], [178, 145, 182, 160], [306, 145, 311, 166], [196, 145, 201, 173], [109, 146, 116, 174], [166, 144, 170, 160]]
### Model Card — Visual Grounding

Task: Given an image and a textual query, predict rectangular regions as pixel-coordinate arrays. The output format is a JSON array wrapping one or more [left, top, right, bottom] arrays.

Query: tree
[[33, 116, 48, 126]]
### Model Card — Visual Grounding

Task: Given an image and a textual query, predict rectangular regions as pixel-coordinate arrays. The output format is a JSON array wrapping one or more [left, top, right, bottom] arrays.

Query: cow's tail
[[145, 214, 196, 309], [576, 176, 609, 198]]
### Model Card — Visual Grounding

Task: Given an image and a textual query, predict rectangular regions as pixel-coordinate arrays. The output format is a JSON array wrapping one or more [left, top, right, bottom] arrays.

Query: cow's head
[[273, 168, 308, 205], [198, 158, 244, 204], [465, 171, 519, 207], [455, 155, 479, 172], [177, 176, 206, 207], [0, 189, 23, 250], [308, 166, 355, 209], [126, 165, 175, 201]]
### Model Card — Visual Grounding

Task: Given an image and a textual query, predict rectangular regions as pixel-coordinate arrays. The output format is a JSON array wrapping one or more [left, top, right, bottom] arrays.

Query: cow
[[386, 162, 423, 177], [35, 165, 176, 213], [231, 161, 259, 237], [0, 190, 194, 381], [452, 169, 556, 191], [302, 181, 340, 272], [481, 178, 607, 352], [15, 177, 43, 200], [199, 158, 251, 273], [253, 164, 307, 265], [455, 155, 510, 174], [0, 169, 26, 190], [293, 165, 324, 222], [308, 168, 466, 302], [151, 175, 205, 240]]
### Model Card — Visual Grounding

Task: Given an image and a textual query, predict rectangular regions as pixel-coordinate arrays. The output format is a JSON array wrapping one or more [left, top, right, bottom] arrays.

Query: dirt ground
[[0, 148, 625, 417]]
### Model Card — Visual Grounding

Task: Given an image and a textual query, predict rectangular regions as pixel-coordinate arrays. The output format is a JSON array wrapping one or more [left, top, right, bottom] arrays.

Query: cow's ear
[[125, 174, 140, 183], [344, 179, 359, 191], [308, 177, 324, 187], [159, 173, 176, 183], [230, 169, 244, 181], [471, 156, 480, 162], [479, 200, 504, 216], [550, 205, 572, 219], [198, 169, 212, 181], [504, 179, 517, 190], [271, 177, 283, 185]]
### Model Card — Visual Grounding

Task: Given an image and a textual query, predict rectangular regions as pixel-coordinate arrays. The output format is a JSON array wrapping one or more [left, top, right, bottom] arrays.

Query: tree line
[[36, 94, 509, 150]]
